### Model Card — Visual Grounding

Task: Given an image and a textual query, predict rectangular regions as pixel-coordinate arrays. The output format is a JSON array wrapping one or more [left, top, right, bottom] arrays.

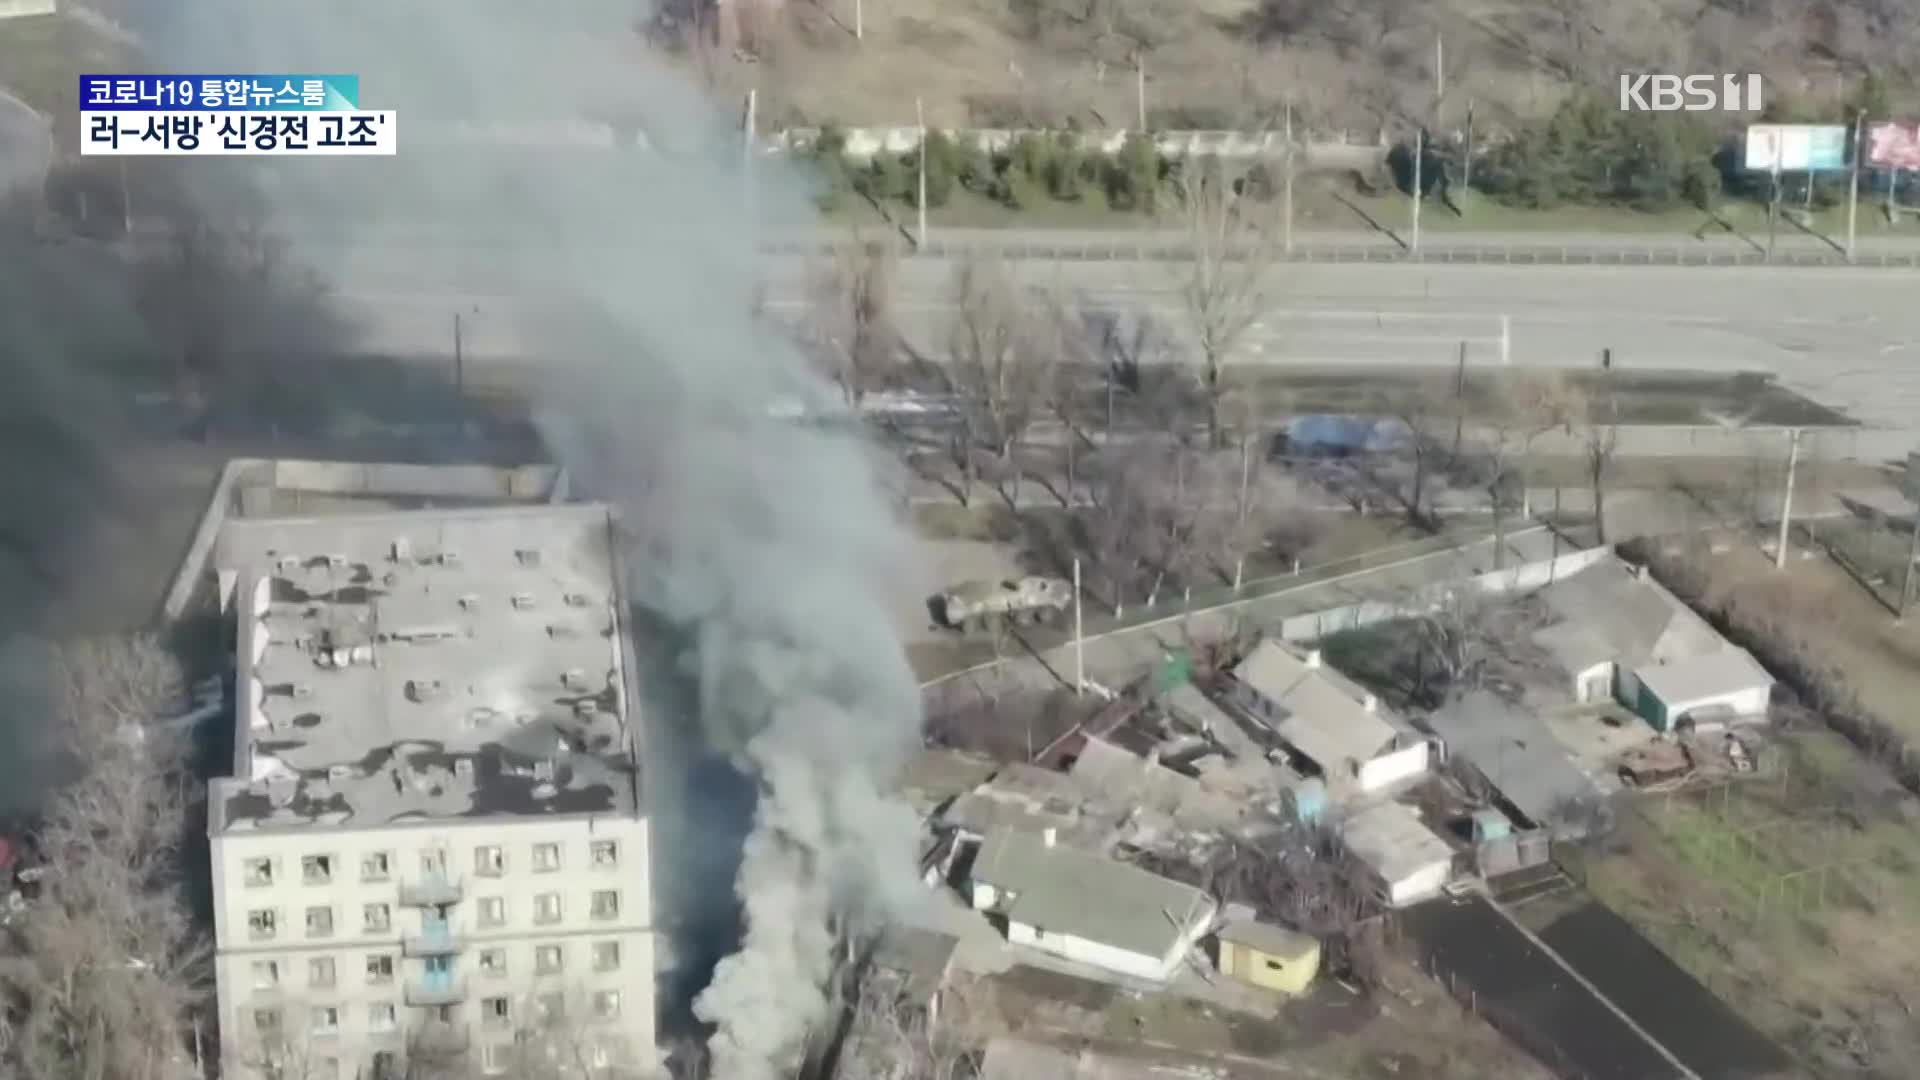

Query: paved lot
[[1536, 902, 1792, 1080], [1402, 895, 1683, 1080]]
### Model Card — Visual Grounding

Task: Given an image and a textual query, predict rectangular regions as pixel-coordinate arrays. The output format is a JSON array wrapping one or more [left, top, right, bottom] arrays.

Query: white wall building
[[1227, 640, 1432, 799], [206, 504, 654, 1080], [966, 827, 1215, 983], [1341, 802, 1456, 908]]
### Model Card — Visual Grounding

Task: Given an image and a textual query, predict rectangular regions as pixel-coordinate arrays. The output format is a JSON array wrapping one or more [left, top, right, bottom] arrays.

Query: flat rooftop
[[209, 502, 641, 832]]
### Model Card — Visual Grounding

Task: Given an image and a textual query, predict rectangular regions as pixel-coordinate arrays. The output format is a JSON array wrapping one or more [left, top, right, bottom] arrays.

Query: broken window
[[301, 854, 333, 885], [368, 1003, 396, 1032], [251, 960, 280, 989], [535, 945, 563, 975], [253, 1008, 282, 1033], [590, 890, 619, 921], [531, 843, 560, 872], [590, 840, 619, 868], [361, 851, 392, 882], [474, 845, 505, 876], [365, 954, 394, 984], [592, 991, 620, 1019], [533, 892, 562, 925], [243, 857, 274, 887], [247, 909, 277, 940], [305, 906, 334, 938], [481, 996, 511, 1027], [478, 897, 506, 927], [309, 1006, 339, 1035], [363, 903, 391, 933], [479, 948, 507, 976], [308, 958, 335, 988], [592, 941, 620, 972]]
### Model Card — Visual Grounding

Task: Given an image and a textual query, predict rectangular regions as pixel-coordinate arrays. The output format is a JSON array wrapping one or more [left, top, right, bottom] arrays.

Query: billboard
[[1867, 122, 1920, 172], [1744, 124, 1848, 172]]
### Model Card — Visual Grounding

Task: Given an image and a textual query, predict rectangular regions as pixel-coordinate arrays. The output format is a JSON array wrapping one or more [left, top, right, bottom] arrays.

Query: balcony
[[404, 977, 468, 1007], [402, 927, 464, 957], [397, 874, 463, 906]]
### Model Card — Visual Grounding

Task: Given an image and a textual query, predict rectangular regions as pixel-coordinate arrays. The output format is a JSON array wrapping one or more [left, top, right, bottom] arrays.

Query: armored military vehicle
[[935, 576, 1072, 633]]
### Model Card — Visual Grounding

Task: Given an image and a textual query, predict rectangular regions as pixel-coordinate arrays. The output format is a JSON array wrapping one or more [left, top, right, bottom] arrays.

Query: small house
[[966, 826, 1216, 982], [1342, 801, 1456, 908], [1215, 916, 1320, 995], [1227, 640, 1432, 797], [1623, 647, 1773, 733]]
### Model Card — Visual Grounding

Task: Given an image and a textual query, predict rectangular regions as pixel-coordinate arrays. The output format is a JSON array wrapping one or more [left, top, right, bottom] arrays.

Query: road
[[323, 254, 1920, 443]]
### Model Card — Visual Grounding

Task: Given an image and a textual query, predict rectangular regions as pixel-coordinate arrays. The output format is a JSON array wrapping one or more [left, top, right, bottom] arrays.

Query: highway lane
[[321, 258, 1920, 440]]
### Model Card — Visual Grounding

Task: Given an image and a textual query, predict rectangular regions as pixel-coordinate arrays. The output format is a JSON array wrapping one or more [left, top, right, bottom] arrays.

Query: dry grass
[[1579, 729, 1920, 1078]]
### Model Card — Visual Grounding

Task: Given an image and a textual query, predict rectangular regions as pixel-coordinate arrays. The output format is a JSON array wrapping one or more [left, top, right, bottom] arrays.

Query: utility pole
[[1775, 427, 1800, 570], [1072, 557, 1085, 693], [1136, 56, 1147, 131], [915, 97, 928, 247], [743, 88, 757, 225], [854, 0, 863, 39], [1435, 35, 1444, 103], [1450, 340, 1467, 461], [1462, 99, 1475, 206], [452, 310, 465, 393], [1411, 127, 1424, 256], [1283, 102, 1295, 255], [119, 157, 132, 236], [1767, 154, 1781, 260], [1901, 453, 1920, 621], [1847, 112, 1864, 261]]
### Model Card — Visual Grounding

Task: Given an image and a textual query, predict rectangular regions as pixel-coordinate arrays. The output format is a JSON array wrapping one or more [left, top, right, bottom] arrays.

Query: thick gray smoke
[[129, 2, 927, 1074]]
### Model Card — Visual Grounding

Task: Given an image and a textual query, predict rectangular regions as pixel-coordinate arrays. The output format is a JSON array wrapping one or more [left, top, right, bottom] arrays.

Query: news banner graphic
[[79, 74, 397, 156]]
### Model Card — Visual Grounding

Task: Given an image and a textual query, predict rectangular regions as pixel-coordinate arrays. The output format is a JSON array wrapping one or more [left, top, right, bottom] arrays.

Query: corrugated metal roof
[[1427, 691, 1601, 827], [1537, 560, 1676, 670], [1342, 802, 1454, 885], [1232, 640, 1398, 771], [972, 827, 1215, 960]]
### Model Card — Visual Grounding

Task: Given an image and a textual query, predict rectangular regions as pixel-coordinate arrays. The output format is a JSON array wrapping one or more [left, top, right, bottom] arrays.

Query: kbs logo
[[1618, 74, 1763, 112]]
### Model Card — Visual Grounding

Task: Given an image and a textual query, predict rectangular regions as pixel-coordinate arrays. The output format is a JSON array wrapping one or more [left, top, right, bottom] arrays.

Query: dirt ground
[[1569, 728, 1920, 1079], [987, 951, 1554, 1080]]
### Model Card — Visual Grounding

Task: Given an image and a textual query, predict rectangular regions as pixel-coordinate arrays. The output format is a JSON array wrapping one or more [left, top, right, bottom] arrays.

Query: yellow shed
[[1215, 917, 1320, 995]]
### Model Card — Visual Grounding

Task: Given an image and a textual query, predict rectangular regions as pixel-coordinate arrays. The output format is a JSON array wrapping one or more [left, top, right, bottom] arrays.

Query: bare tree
[[1390, 395, 1447, 529], [1571, 376, 1621, 544], [832, 953, 997, 1080], [807, 238, 900, 409], [941, 257, 1059, 509], [1165, 166, 1281, 450], [0, 635, 206, 1080]]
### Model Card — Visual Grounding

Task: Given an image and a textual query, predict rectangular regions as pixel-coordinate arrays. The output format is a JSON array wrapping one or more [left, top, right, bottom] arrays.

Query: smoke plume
[[128, 1, 928, 1073]]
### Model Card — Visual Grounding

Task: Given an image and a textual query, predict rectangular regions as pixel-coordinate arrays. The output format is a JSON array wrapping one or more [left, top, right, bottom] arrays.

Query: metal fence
[[759, 234, 1920, 268]]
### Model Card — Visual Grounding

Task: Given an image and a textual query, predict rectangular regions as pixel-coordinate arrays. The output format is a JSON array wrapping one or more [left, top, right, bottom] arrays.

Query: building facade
[[205, 504, 654, 1079]]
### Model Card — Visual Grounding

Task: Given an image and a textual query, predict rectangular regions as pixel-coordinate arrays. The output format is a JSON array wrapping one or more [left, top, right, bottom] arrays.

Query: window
[[420, 849, 449, 876], [481, 1042, 510, 1074], [308, 958, 336, 988], [531, 843, 561, 872], [301, 854, 334, 885], [533, 892, 562, 925], [251, 960, 281, 990], [535, 944, 563, 975], [478, 897, 506, 927], [368, 1002, 396, 1032], [1264, 957, 1286, 971], [592, 941, 620, 972], [370, 1051, 397, 1080], [363, 902, 391, 933], [590, 889, 619, 921], [474, 845, 505, 877], [592, 990, 621, 1019], [247, 908, 277, 941], [361, 850, 392, 882], [305, 906, 334, 938], [590, 840, 619, 868], [252, 1007, 282, 1033], [479, 948, 507, 976], [481, 996, 511, 1028], [309, 1006, 339, 1035], [365, 954, 395, 985], [536, 993, 564, 1021], [243, 857, 274, 887]]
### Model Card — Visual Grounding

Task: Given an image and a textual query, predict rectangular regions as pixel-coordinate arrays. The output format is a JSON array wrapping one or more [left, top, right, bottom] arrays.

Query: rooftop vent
[[563, 592, 591, 608], [515, 548, 542, 568], [511, 593, 536, 611], [291, 683, 314, 699], [326, 554, 349, 570], [466, 707, 500, 729], [547, 624, 580, 640], [327, 764, 355, 781], [454, 759, 475, 779], [405, 679, 448, 703], [276, 555, 301, 572], [438, 550, 461, 567], [533, 760, 554, 781], [458, 594, 481, 612], [573, 700, 597, 720], [391, 538, 412, 562], [532, 782, 557, 800], [561, 669, 589, 690]]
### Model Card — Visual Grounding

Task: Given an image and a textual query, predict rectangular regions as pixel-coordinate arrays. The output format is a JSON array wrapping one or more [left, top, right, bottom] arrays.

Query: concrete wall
[[1006, 913, 1207, 983], [778, 126, 1386, 169], [1218, 939, 1319, 995], [1273, 546, 1615, 645], [268, 460, 562, 500], [1660, 684, 1772, 730], [1384, 860, 1453, 908], [212, 815, 653, 1079], [0, 0, 56, 18], [1357, 741, 1430, 793]]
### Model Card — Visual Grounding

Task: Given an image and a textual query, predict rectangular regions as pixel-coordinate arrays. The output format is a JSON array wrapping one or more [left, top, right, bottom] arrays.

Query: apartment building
[[205, 503, 653, 1079]]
